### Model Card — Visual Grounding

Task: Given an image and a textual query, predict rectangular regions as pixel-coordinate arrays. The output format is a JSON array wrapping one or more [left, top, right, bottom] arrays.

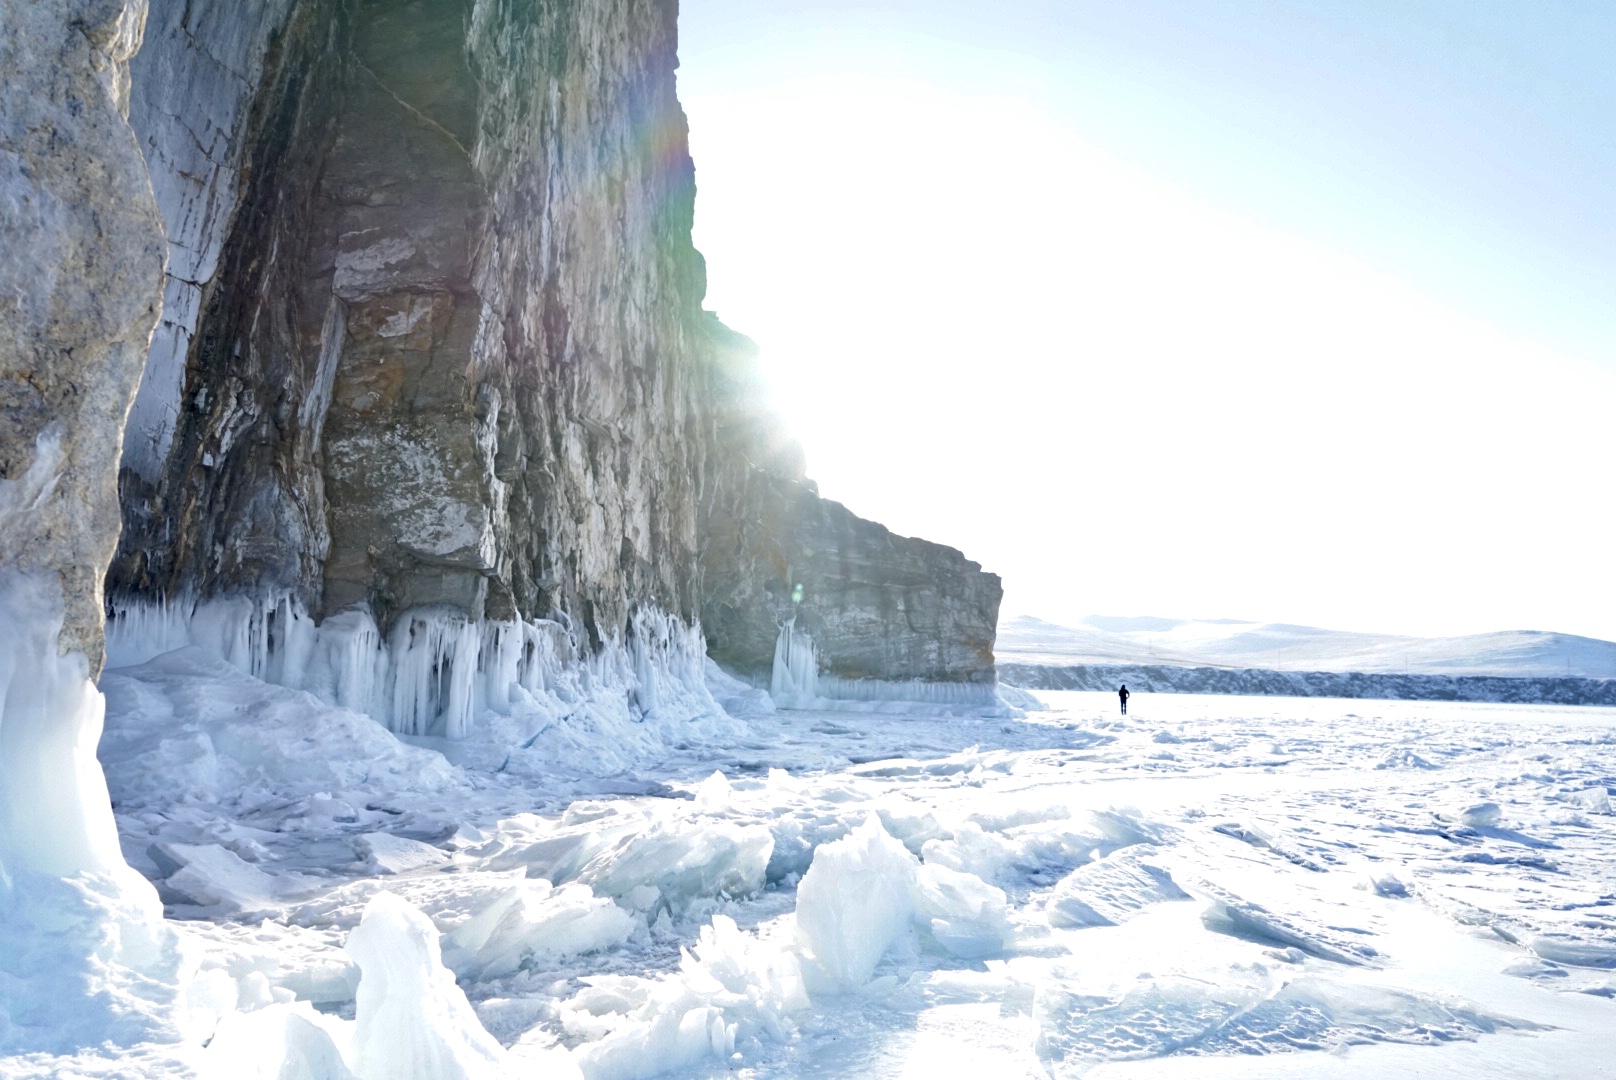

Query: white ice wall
[[0, 449, 184, 1051]]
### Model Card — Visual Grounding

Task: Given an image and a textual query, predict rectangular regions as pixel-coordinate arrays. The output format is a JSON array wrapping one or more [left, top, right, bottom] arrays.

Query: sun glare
[[688, 75, 1616, 639]]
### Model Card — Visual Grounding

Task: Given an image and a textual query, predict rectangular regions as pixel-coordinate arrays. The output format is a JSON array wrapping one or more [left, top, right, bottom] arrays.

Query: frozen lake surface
[[17, 662, 1616, 1078]]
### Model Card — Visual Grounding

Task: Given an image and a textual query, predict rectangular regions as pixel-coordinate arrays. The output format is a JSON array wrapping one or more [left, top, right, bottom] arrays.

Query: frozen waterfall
[[769, 618, 820, 708], [768, 621, 1006, 712]]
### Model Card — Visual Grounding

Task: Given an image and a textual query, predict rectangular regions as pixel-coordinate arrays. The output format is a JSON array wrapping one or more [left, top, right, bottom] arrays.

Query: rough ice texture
[[445, 880, 636, 981], [104, 0, 1000, 689], [345, 891, 513, 1080], [0, 574, 186, 1054], [794, 815, 920, 992]]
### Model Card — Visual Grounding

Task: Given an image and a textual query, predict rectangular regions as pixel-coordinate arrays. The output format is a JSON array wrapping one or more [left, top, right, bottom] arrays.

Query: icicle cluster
[[105, 596, 713, 740], [768, 621, 1003, 710], [769, 618, 819, 708]]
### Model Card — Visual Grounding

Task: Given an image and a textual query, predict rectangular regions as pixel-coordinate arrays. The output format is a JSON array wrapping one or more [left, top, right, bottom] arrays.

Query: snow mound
[[1454, 801, 1503, 828], [1376, 746, 1436, 769], [203, 1001, 358, 1080], [704, 659, 775, 719], [99, 648, 461, 813]]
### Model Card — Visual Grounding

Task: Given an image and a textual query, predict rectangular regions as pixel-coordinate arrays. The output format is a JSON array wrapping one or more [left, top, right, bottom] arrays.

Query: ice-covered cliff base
[[107, 597, 735, 744], [107, 600, 1017, 739], [0, 575, 188, 1056], [69, 615, 1040, 1077]]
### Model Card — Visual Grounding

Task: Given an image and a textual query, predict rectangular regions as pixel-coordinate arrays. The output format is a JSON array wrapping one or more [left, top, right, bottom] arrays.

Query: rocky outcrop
[[1, 0, 167, 673], [102, 0, 1000, 694], [697, 324, 1001, 684]]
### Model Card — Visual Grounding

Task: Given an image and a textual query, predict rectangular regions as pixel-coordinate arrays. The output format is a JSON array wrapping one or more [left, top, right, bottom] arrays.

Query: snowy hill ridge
[[998, 662, 1616, 707], [998, 614, 1616, 681]]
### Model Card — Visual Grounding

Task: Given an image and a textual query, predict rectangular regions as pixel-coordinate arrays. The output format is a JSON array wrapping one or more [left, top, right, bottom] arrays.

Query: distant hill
[[997, 614, 1616, 681]]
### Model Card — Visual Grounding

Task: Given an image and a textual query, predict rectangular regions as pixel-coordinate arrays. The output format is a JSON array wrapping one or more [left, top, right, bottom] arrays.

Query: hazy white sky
[[676, 1, 1616, 641]]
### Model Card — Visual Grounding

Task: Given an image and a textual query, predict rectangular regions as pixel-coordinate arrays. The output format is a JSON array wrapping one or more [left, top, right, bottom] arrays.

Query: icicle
[[388, 609, 480, 738], [478, 621, 523, 714], [314, 608, 385, 718], [104, 594, 192, 668], [625, 607, 722, 721], [101, 595, 733, 739], [813, 675, 1002, 707], [770, 618, 819, 708]]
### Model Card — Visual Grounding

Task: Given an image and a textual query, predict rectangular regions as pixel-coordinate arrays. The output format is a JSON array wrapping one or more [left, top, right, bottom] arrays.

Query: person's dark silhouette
[[1119, 684, 1130, 715]]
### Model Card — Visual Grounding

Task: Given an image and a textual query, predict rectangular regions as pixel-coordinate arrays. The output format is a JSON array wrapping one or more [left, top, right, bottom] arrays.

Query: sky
[[675, 0, 1616, 642]]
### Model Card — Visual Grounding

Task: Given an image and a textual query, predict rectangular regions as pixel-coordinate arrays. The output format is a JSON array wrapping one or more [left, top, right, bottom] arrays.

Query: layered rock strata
[[101, 0, 1001, 710]]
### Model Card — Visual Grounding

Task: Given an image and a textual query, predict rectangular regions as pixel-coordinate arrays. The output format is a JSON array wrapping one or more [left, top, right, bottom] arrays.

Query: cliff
[[1, 0, 166, 671], [0, 0, 998, 1055], [92, 0, 1000, 717]]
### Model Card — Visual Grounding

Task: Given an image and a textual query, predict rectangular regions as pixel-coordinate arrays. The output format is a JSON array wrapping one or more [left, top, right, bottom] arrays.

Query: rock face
[[1, 0, 167, 673], [698, 325, 1001, 685], [103, 0, 1000, 691]]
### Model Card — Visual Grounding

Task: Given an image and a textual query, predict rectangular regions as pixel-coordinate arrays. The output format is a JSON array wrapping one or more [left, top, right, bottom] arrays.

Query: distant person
[[1119, 684, 1130, 715]]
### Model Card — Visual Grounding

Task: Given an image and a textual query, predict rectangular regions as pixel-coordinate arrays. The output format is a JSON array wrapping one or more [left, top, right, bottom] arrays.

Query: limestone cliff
[[99, 0, 1001, 699], [1, 0, 166, 673]]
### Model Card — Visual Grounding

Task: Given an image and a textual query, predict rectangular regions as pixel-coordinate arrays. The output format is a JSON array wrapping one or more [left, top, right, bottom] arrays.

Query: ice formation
[[568, 913, 810, 1080], [344, 891, 515, 1080], [574, 818, 774, 915], [0, 444, 185, 1054], [445, 880, 636, 981], [794, 815, 921, 991], [106, 596, 721, 740], [0, 572, 186, 1052], [767, 621, 1005, 712], [203, 1002, 357, 1080], [768, 618, 819, 708], [205, 891, 592, 1079], [549, 814, 1017, 1078]]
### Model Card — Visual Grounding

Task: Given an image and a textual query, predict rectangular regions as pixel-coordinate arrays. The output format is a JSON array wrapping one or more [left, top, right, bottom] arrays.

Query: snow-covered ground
[[1000, 614, 1616, 680], [11, 659, 1616, 1078]]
